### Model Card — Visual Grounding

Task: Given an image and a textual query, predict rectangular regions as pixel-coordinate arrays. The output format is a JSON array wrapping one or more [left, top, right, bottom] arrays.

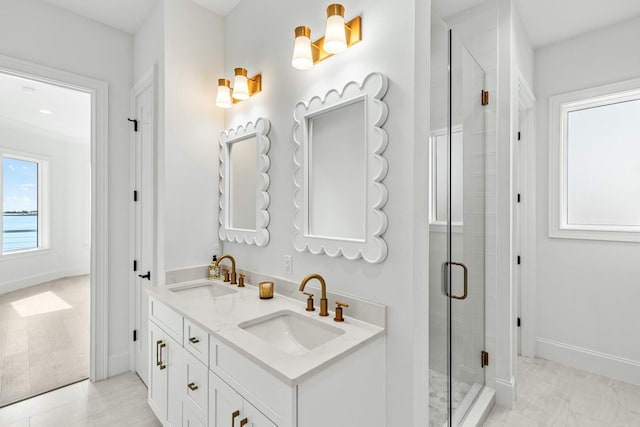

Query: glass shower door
[[429, 21, 487, 427], [447, 29, 487, 426]]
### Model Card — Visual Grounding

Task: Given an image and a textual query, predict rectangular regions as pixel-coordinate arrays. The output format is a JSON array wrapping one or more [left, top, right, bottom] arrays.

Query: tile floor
[[0, 371, 160, 426], [484, 356, 640, 426], [0, 276, 90, 407]]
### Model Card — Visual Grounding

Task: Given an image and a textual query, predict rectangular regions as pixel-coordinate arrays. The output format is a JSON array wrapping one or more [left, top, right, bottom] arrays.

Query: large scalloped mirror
[[219, 118, 270, 246], [293, 73, 389, 263]]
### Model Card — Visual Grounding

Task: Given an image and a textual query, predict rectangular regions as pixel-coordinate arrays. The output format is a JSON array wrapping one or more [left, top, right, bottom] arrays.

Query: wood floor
[[0, 371, 160, 426], [0, 276, 90, 407]]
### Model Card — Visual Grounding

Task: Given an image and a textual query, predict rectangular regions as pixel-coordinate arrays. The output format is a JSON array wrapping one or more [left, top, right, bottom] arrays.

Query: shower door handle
[[442, 261, 468, 300]]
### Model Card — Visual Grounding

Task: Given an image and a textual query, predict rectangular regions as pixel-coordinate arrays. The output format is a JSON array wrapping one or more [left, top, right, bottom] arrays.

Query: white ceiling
[[0, 72, 91, 141], [434, 0, 640, 48], [39, 0, 240, 34]]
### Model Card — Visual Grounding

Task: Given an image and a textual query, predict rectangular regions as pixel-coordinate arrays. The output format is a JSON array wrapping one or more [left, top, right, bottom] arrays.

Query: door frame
[[514, 69, 536, 358], [0, 53, 110, 381], [129, 65, 158, 379]]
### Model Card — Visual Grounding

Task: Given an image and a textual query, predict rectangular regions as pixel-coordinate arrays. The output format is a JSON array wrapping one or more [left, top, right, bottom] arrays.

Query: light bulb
[[232, 68, 250, 101], [216, 79, 232, 108], [324, 4, 347, 54], [291, 26, 314, 70]]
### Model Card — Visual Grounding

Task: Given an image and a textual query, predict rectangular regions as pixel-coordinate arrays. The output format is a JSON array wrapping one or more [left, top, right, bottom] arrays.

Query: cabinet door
[[209, 372, 244, 427], [148, 321, 167, 422], [184, 350, 208, 425], [166, 334, 183, 427]]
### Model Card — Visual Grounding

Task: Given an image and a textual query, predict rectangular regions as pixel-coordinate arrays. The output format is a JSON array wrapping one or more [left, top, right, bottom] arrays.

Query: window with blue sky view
[[3, 156, 39, 252]]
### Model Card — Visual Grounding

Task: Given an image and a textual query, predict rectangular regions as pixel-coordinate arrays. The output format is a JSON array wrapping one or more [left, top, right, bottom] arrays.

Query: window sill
[[0, 247, 52, 260], [549, 226, 640, 243]]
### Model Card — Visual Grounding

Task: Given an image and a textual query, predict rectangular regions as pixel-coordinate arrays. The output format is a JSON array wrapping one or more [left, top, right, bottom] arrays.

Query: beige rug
[[0, 275, 89, 407]]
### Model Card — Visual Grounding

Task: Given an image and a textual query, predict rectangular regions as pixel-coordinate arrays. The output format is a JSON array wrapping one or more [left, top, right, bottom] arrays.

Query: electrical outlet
[[283, 255, 292, 275]]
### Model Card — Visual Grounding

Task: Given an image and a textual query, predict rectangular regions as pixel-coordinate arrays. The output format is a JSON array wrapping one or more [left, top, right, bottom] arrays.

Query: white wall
[[222, 0, 429, 424], [534, 16, 640, 384], [0, 119, 90, 293], [163, 0, 224, 271], [0, 0, 134, 375], [134, 0, 224, 278]]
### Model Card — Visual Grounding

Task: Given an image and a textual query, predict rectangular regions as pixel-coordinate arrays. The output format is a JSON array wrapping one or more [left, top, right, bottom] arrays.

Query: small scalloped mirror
[[219, 118, 270, 246], [293, 73, 389, 263]]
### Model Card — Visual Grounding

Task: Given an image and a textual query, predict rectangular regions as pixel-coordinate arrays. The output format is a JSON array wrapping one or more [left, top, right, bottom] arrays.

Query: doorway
[[0, 54, 110, 400], [0, 71, 91, 406]]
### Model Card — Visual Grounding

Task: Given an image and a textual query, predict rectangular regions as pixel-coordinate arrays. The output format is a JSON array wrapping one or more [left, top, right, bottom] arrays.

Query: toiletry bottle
[[212, 255, 221, 279], [209, 255, 218, 279]]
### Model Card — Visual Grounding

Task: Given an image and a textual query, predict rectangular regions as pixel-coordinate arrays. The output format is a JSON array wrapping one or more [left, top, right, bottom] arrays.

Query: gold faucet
[[214, 254, 237, 285], [299, 274, 328, 316]]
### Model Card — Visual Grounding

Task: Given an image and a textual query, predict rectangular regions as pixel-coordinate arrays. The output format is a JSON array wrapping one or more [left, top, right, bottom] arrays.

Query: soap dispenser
[[209, 255, 221, 279]]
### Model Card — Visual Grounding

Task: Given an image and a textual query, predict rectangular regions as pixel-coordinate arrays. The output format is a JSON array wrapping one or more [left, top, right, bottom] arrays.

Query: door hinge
[[481, 351, 489, 367], [517, 317, 521, 327], [133, 190, 138, 202], [133, 330, 137, 342], [133, 260, 138, 272], [127, 118, 138, 132], [517, 131, 521, 141], [517, 193, 521, 203], [517, 255, 521, 265], [481, 90, 489, 106]]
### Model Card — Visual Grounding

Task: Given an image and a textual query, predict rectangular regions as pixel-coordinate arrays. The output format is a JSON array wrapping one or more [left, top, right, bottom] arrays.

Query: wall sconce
[[291, 3, 362, 70], [215, 68, 262, 108]]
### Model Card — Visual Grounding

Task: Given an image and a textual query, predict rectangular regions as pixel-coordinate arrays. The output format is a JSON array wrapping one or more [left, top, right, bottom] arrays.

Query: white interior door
[[133, 72, 155, 385]]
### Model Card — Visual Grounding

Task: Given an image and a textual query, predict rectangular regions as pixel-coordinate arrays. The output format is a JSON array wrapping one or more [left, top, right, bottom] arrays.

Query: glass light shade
[[291, 35, 314, 70], [232, 69, 250, 101], [324, 14, 347, 54], [216, 82, 232, 109]]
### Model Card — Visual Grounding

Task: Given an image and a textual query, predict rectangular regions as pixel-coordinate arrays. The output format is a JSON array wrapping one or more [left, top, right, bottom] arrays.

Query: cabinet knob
[[189, 337, 200, 344], [187, 382, 198, 391]]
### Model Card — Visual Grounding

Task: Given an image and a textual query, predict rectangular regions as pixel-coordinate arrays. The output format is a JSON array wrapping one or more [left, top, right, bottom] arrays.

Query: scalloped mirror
[[219, 118, 270, 246], [293, 73, 389, 263]]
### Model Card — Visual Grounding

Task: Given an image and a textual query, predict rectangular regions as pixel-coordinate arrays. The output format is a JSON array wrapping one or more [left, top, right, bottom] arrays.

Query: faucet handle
[[334, 301, 349, 322], [222, 270, 230, 282], [238, 274, 245, 288], [303, 292, 315, 312]]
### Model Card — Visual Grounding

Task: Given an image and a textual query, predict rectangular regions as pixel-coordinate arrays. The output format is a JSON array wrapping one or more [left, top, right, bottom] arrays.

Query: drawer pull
[[189, 337, 200, 344], [232, 410, 240, 425], [240, 418, 248, 427], [187, 382, 198, 391]]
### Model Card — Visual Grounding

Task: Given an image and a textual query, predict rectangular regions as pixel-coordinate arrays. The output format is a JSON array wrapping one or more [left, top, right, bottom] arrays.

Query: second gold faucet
[[299, 273, 329, 316]]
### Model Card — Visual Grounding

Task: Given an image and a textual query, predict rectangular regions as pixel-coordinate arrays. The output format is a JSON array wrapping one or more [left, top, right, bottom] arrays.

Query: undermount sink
[[238, 310, 344, 355], [169, 281, 237, 298]]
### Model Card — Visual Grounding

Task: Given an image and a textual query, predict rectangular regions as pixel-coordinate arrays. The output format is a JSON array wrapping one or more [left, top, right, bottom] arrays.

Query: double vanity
[[146, 266, 385, 427]]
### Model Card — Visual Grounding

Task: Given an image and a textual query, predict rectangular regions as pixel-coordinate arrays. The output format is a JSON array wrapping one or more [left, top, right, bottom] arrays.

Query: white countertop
[[146, 278, 385, 385]]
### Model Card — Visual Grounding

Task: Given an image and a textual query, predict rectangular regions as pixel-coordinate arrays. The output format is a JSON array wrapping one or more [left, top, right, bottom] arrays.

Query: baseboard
[[494, 376, 515, 408], [0, 268, 90, 294], [108, 352, 131, 377], [537, 337, 640, 385]]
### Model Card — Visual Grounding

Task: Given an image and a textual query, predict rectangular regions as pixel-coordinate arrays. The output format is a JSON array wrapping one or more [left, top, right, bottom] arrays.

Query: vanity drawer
[[184, 318, 209, 365], [209, 337, 294, 426], [184, 350, 209, 426], [149, 298, 183, 344]]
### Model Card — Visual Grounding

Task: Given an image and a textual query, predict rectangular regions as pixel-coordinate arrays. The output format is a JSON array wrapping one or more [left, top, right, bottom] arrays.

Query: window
[[2, 154, 45, 254], [549, 78, 640, 241], [429, 128, 463, 231]]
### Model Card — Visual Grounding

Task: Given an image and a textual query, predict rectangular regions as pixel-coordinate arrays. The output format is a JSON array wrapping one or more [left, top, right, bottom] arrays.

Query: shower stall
[[428, 15, 491, 427]]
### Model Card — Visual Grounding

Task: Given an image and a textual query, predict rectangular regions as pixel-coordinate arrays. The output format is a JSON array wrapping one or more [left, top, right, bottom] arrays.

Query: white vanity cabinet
[[148, 320, 184, 427]]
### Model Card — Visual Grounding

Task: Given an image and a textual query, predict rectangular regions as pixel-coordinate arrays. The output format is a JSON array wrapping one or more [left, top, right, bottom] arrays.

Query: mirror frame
[[293, 72, 389, 263], [218, 118, 270, 246]]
